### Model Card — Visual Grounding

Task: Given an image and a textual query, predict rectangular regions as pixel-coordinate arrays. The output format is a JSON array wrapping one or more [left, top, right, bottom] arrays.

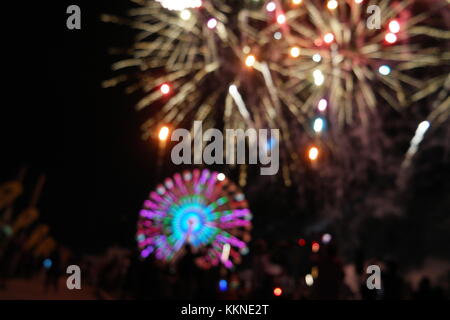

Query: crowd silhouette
[[1, 237, 448, 300]]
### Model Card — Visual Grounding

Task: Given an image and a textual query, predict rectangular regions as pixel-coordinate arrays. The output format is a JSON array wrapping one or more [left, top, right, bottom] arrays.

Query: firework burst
[[103, 0, 450, 183]]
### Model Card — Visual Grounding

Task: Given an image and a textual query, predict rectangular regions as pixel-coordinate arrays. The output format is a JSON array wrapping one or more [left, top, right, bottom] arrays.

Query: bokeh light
[[158, 126, 170, 141], [160, 83, 171, 95], [266, 2, 276, 12], [305, 274, 314, 286], [312, 241, 320, 253], [245, 54, 256, 67], [378, 65, 391, 75], [322, 233, 332, 244], [207, 18, 217, 29], [277, 14, 286, 25], [385, 32, 397, 44], [290, 46, 301, 58], [273, 287, 283, 296], [180, 10, 191, 21], [308, 147, 319, 161], [313, 117, 325, 133], [219, 279, 228, 292], [327, 0, 338, 10], [389, 20, 400, 33], [318, 99, 328, 112], [323, 33, 334, 44]]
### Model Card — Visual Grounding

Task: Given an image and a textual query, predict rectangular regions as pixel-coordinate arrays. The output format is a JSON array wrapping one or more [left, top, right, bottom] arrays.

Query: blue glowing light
[[43, 258, 52, 269], [219, 279, 228, 292], [170, 195, 216, 247], [313, 117, 326, 133]]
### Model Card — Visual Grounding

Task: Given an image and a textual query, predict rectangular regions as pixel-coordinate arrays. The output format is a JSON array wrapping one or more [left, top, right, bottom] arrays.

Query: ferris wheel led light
[[137, 169, 252, 268]]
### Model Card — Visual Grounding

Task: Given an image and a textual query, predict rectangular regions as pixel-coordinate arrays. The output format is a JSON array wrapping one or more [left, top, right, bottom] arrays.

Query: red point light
[[385, 32, 397, 44], [312, 241, 320, 253], [273, 287, 283, 296], [160, 83, 171, 95], [298, 238, 306, 246], [389, 20, 400, 33]]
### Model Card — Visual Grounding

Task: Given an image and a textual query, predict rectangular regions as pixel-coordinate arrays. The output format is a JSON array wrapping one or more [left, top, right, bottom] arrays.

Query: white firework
[[155, 0, 202, 11]]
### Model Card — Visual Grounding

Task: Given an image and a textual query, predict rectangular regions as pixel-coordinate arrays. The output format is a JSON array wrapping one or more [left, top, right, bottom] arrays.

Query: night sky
[[2, 0, 449, 265], [2, 1, 151, 253]]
